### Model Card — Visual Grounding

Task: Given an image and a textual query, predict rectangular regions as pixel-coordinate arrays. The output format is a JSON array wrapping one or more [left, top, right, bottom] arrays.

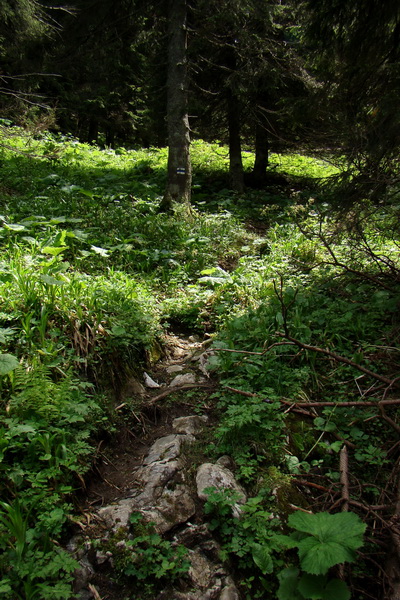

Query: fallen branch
[[146, 383, 214, 405], [276, 332, 394, 386], [293, 479, 333, 493], [340, 446, 350, 513], [220, 388, 400, 409], [280, 399, 400, 408], [379, 405, 400, 435], [212, 341, 292, 356], [222, 385, 257, 397]]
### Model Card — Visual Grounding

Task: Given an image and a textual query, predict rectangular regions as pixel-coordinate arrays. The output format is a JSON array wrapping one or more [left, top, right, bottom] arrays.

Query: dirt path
[[84, 333, 216, 508], [70, 333, 233, 600]]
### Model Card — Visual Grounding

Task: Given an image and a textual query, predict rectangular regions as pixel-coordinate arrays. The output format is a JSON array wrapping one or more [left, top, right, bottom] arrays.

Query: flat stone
[[170, 373, 197, 387], [166, 365, 185, 374], [173, 415, 208, 435]]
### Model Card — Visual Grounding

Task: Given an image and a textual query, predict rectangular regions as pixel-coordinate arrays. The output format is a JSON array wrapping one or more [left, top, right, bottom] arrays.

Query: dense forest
[[0, 1, 399, 599]]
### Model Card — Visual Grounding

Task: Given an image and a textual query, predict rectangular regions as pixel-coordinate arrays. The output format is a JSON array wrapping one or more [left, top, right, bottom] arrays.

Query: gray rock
[[173, 523, 212, 548], [196, 463, 247, 516], [173, 415, 208, 435], [170, 372, 197, 387], [95, 550, 112, 565], [73, 556, 94, 593], [138, 484, 196, 533], [219, 584, 240, 600], [216, 456, 235, 470], [144, 372, 161, 388], [188, 549, 215, 589], [99, 427, 197, 533], [143, 434, 194, 465], [90, 409, 243, 600], [136, 460, 181, 494], [166, 364, 185, 374], [97, 497, 137, 530]]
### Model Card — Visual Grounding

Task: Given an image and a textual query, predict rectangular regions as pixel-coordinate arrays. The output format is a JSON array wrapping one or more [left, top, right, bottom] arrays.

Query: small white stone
[[144, 372, 160, 388]]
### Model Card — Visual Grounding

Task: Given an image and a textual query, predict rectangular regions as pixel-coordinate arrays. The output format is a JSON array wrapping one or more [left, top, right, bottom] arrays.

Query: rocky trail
[[68, 334, 246, 600]]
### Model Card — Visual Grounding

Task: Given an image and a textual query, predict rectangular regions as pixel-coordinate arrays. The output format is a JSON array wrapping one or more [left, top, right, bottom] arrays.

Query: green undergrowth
[[0, 127, 398, 599]]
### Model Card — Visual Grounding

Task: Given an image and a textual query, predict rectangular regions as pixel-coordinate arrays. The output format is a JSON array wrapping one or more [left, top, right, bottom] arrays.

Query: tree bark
[[227, 88, 244, 193], [252, 120, 269, 183], [87, 118, 98, 144], [161, 0, 192, 212]]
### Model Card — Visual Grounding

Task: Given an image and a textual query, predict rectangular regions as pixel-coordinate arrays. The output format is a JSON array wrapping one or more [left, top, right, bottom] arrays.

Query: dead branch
[[273, 276, 298, 336], [309, 227, 396, 292], [146, 383, 214, 405], [386, 463, 400, 600], [222, 385, 257, 397], [280, 398, 400, 408], [293, 479, 333, 493], [379, 405, 400, 435], [212, 341, 293, 356], [340, 446, 350, 512], [276, 332, 394, 386]]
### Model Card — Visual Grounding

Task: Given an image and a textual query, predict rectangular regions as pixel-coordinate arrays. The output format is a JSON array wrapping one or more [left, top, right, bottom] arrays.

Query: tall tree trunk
[[252, 121, 269, 184], [87, 118, 98, 144], [227, 88, 244, 192], [161, 0, 192, 212]]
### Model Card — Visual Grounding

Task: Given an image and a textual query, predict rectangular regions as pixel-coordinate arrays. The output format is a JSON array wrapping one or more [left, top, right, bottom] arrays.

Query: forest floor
[[0, 130, 399, 600]]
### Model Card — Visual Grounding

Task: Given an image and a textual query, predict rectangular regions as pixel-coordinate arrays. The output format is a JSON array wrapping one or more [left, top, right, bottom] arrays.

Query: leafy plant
[[107, 512, 190, 592], [277, 511, 366, 600], [203, 488, 283, 597]]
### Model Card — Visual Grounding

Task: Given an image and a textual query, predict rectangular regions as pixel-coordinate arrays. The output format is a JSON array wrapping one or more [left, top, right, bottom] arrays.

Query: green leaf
[[0, 581, 12, 594], [40, 274, 66, 286], [252, 543, 274, 574], [298, 574, 350, 600], [323, 579, 351, 600], [111, 325, 127, 337], [277, 567, 303, 600], [41, 246, 67, 256], [91, 245, 110, 257], [79, 188, 95, 198], [8, 424, 37, 436], [0, 353, 19, 375], [288, 511, 366, 574], [0, 327, 14, 344], [298, 574, 328, 599], [4, 223, 26, 231]]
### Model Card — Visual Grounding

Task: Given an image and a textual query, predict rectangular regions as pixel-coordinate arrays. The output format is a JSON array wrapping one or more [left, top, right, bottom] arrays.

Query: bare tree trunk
[[87, 118, 98, 144], [252, 120, 269, 183], [161, 0, 192, 212], [227, 88, 244, 193]]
